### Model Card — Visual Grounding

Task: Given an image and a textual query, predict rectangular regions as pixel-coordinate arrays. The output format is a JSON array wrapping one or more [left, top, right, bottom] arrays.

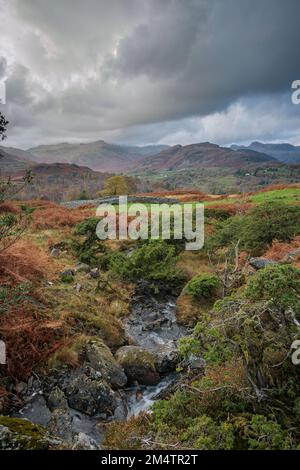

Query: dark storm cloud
[[0, 0, 299, 147]]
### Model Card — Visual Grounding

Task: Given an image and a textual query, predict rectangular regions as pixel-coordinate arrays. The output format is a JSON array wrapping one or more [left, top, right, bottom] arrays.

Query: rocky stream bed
[[9, 283, 190, 449]]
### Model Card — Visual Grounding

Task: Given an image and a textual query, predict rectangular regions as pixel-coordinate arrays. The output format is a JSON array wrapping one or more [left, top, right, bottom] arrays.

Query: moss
[[0, 416, 53, 450], [176, 291, 214, 327]]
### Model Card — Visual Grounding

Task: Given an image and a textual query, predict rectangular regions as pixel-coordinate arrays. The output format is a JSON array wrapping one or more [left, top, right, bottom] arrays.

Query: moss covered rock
[[0, 416, 59, 450], [115, 346, 160, 385]]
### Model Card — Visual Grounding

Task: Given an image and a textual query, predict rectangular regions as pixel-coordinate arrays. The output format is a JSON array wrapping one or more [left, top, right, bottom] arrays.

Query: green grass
[[249, 188, 300, 204], [202, 187, 300, 206]]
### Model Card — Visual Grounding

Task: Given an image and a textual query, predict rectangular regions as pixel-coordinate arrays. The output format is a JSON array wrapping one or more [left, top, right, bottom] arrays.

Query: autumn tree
[[0, 111, 32, 252], [101, 175, 137, 196]]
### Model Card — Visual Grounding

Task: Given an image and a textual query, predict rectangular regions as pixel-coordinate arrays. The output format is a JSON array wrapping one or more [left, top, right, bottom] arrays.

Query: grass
[[202, 187, 300, 207]]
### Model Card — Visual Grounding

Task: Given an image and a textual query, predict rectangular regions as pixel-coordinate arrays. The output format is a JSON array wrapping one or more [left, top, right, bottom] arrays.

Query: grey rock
[[286, 248, 300, 261], [72, 432, 99, 450], [15, 395, 52, 427], [89, 268, 100, 279], [59, 268, 75, 278], [47, 408, 73, 442], [14, 381, 27, 395], [47, 387, 68, 412], [65, 373, 117, 416], [85, 339, 127, 388], [249, 257, 278, 270], [154, 343, 180, 375], [51, 248, 61, 258], [115, 346, 160, 385], [75, 283, 82, 293], [0, 418, 59, 450], [75, 263, 90, 273]]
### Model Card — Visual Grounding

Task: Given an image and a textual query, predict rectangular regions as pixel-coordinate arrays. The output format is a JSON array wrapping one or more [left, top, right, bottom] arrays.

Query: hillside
[[0, 148, 33, 176], [17, 162, 112, 202], [24, 141, 169, 172], [1, 185, 300, 450], [137, 142, 276, 172], [232, 142, 300, 164]]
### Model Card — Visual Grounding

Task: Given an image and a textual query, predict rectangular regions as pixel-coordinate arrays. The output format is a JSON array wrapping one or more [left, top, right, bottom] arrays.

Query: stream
[[123, 286, 187, 416], [13, 284, 188, 448]]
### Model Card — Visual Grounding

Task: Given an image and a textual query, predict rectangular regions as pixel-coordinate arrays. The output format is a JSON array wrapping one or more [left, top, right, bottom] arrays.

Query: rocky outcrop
[[65, 371, 117, 416], [115, 346, 160, 385], [0, 416, 60, 450], [84, 338, 127, 388], [153, 343, 180, 375], [249, 258, 278, 270]]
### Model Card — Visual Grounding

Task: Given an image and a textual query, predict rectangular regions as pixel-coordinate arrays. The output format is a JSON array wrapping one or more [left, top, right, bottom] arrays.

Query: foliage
[[0, 111, 8, 141], [74, 217, 107, 266], [208, 201, 300, 256], [0, 283, 31, 315], [109, 241, 185, 286], [239, 415, 294, 450], [186, 274, 220, 300], [0, 208, 31, 254], [244, 264, 300, 312], [102, 175, 137, 196]]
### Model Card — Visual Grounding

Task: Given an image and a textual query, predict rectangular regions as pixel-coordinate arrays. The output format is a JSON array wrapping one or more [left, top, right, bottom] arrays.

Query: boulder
[[0, 416, 59, 450], [59, 268, 75, 278], [249, 258, 278, 270], [64, 372, 117, 416], [85, 339, 127, 388], [115, 346, 160, 385], [154, 343, 180, 375], [47, 387, 69, 412], [89, 268, 100, 279], [72, 432, 99, 450], [51, 248, 61, 258], [75, 263, 90, 273], [47, 408, 73, 442], [14, 395, 52, 427]]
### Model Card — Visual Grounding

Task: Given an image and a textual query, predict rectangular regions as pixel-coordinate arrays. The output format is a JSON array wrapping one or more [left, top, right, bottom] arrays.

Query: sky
[[0, 0, 300, 149]]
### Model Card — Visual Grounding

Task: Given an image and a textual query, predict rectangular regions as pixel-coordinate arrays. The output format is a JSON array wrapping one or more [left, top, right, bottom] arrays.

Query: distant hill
[[136, 142, 276, 172], [21, 141, 169, 172], [231, 142, 300, 164], [18, 162, 111, 202], [0, 148, 33, 176]]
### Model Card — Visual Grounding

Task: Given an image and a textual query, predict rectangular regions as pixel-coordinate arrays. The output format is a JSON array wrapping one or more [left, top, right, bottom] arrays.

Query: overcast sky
[[0, 0, 300, 149]]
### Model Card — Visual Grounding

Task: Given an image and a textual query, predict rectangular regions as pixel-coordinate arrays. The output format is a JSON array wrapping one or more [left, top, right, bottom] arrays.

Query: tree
[[0, 111, 32, 253], [0, 112, 8, 141], [102, 175, 137, 196]]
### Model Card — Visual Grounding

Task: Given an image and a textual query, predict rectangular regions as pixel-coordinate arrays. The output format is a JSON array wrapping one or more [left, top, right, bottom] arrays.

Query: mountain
[[136, 142, 277, 172], [0, 148, 34, 176], [24, 141, 169, 172], [231, 142, 300, 164], [14, 162, 111, 202], [0, 145, 35, 163]]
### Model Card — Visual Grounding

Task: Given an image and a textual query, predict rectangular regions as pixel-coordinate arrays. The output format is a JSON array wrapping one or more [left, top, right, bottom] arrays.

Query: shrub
[[241, 202, 300, 255], [186, 274, 220, 300], [245, 264, 300, 311], [109, 241, 185, 286], [208, 202, 300, 256], [74, 217, 107, 266], [240, 415, 293, 450]]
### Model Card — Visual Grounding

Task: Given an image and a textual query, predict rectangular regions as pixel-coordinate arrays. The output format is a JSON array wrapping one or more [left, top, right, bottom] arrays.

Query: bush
[[74, 217, 107, 266], [241, 202, 300, 255], [245, 264, 300, 312], [208, 202, 300, 256], [109, 241, 185, 286], [186, 274, 220, 300]]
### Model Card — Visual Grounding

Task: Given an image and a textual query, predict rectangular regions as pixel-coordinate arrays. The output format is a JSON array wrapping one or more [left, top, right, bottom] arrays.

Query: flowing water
[[123, 287, 188, 417]]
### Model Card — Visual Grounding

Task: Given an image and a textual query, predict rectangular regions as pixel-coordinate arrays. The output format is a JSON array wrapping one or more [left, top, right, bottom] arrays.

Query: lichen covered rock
[[115, 346, 160, 385], [0, 416, 59, 450]]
